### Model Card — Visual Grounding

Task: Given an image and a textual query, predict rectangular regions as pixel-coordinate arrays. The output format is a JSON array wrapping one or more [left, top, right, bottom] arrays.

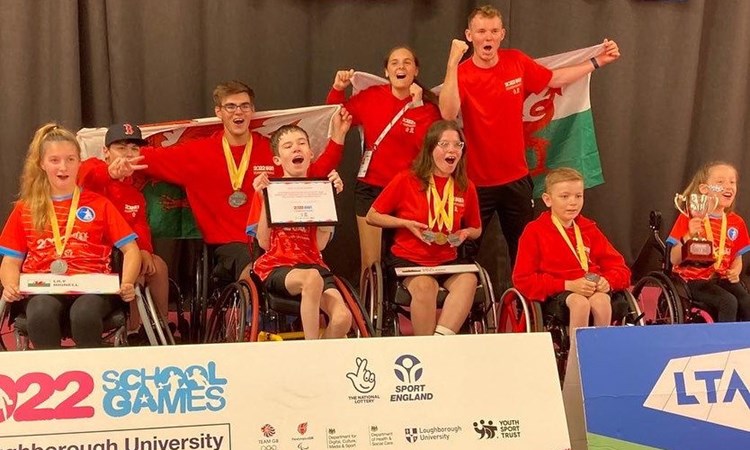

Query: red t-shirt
[[141, 131, 343, 245], [667, 212, 750, 281], [371, 170, 481, 266], [458, 49, 552, 187], [512, 211, 631, 300], [0, 189, 137, 274], [245, 191, 328, 280], [78, 158, 153, 252], [327, 84, 441, 187]]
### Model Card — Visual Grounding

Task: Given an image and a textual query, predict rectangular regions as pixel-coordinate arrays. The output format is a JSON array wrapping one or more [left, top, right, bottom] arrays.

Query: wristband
[[590, 57, 600, 70]]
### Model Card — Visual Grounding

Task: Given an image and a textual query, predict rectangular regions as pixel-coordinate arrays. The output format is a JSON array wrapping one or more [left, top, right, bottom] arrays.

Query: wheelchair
[[630, 211, 716, 324], [360, 242, 498, 336], [499, 283, 644, 380], [204, 268, 373, 343], [0, 285, 168, 350]]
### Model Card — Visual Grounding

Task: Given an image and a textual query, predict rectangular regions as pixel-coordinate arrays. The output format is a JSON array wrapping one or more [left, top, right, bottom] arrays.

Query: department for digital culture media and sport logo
[[472, 418, 522, 440], [345, 356, 380, 405], [643, 347, 750, 433], [391, 354, 434, 402], [101, 361, 227, 418]]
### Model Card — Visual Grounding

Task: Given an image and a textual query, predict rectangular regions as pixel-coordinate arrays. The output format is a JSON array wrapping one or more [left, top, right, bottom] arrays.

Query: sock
[[433, 325, 455, 336]]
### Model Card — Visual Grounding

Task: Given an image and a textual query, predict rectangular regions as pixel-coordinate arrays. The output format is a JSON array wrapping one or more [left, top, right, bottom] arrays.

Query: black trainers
[[127, 327, 149, 346]]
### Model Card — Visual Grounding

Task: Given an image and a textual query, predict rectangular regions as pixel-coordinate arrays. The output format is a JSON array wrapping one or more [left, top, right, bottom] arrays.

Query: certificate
[[264, 178, 338, 226], [19, 273, 120, 295]]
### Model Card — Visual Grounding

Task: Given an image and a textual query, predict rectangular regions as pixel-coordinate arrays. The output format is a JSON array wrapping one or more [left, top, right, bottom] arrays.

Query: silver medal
[[50, 259, 68, 275], [228, 191, 248, 208]]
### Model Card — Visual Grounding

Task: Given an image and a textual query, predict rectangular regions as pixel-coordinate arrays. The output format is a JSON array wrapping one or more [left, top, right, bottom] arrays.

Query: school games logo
[[643, 348, 750, 432], [76, 206, 96, 222], [101, 361, 227, 417], [391, 354, 433, 402]]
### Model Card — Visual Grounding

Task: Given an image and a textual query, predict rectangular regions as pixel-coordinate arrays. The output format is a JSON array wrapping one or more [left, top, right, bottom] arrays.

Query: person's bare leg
[[404, 275, 439, 336]]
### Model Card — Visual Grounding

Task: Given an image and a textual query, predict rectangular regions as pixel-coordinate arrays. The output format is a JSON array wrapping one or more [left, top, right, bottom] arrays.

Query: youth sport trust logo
[[101, 361, 227, 417]]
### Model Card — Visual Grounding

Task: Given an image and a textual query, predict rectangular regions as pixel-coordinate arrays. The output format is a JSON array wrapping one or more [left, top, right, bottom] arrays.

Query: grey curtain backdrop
[[2, 0, 749, 289]]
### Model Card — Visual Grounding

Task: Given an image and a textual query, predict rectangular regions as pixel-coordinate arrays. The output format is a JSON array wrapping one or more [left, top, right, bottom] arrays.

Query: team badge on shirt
[[402, 118, 416, 134], [76, 206, 96, 222], [728, 227, 739, 241]]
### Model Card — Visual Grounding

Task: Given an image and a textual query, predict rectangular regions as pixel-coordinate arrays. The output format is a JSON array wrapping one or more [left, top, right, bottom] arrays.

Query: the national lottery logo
[[0, 371, 95, 423], [101, 361, 227, 417], [391, 354, 434, 402]]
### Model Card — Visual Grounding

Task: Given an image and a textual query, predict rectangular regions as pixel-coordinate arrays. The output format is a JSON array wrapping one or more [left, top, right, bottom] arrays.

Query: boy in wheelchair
[[243, 124, 352, 340], [512, 168, 631, 345], [366, 120, 481, 336]]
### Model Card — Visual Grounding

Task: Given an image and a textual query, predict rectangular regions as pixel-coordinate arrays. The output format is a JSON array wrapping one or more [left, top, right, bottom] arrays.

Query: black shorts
[[354, 180, 384, 218], [545, 290, 628, 324], [209, 242, 252, 283], [264, 264, 338, 298]]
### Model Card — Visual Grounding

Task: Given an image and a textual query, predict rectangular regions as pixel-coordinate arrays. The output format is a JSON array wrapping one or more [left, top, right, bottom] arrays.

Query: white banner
[[0, 334, 569, 449]]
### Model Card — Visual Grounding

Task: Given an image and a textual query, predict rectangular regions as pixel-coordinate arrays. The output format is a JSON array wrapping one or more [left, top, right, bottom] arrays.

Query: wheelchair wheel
[[243, 277, 262, 342], [362, 263, 384, 336], [335, 276, 374, 337], [685, 307, 714, 324], [472, 265, 495, 333], [497, 288, 533, 333], [0, 300, 8, 351], [631, 273, 682, 324], [612, 290, 646, 327], [204, 282, 247, 343], [144, 286, 175, 345]]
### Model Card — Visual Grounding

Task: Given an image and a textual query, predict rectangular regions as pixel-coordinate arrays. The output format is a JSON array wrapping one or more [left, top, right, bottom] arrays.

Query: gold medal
[[426, 175, 455, 244], [434, 232, 448, 245], [222, 136, 252, 204]]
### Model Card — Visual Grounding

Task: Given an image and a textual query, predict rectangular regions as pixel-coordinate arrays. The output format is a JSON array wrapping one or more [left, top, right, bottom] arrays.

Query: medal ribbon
[[551, 214, 589, 271], [703, 213, 727, 270], [427, 175, 455, 232], [48, 187, 81, 258], [222, 136, 252, 191]]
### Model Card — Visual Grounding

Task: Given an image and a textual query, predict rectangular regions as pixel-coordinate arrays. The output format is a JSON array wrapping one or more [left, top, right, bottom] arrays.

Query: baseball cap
[[105, 123, 148, 147]]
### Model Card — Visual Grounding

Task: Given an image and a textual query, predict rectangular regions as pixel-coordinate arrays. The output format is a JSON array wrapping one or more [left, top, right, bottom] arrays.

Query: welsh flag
[[523, 43, 605, 198], [77, 105, 340, 238]]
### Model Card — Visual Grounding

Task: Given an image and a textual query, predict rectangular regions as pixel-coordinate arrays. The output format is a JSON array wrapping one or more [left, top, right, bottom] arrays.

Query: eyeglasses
[[221, 102, 253, 113], [437, 140, 465, 150]]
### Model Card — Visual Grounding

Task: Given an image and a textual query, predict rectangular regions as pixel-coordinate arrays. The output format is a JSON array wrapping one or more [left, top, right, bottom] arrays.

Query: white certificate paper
[[20, 273, 120, 295], [265, 178, 338, 226]]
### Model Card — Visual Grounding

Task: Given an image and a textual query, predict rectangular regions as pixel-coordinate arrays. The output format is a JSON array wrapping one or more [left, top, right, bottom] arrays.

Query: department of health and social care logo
[[101, 361, 226, 417]]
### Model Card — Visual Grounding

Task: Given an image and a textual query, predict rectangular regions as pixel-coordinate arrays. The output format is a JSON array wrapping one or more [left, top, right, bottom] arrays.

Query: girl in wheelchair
[[667, 161, 750, 322], [366, 120, 481, 336], [512, 168, 631, 346], [0, 123, 141, 348]]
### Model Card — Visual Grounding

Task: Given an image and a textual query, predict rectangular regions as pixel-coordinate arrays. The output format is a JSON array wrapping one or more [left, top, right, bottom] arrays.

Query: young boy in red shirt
[[512, 168, 630, 343], [245, 125, 351, 340], [78, 123, 170, 338]]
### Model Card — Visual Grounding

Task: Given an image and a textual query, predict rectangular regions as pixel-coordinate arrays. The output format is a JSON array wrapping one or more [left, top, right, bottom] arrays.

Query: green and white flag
[[524, 43, 605, 198]]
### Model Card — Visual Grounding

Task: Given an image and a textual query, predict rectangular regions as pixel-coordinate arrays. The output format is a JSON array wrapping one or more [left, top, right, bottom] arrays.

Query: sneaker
[[127, 327, 149, 346]]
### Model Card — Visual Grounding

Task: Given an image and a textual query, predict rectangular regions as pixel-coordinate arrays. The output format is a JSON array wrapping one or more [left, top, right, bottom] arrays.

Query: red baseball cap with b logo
[[105, 123, 148, 147]]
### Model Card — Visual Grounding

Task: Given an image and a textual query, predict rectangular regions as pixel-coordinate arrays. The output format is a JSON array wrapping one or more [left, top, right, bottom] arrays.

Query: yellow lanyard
[[551, 214, 589, 271], [48, 187, 81, 258], [703, 213, 727, 270], [427, 175, 455, 232], [222, 136, 252, 191]]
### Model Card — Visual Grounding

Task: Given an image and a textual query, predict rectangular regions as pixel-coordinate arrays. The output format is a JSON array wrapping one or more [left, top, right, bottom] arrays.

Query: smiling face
[[104, 141, 141, 164], [384, 47, 419, 92], [215, 92, 254, 143], [701, 164, 738, 212], [273, 129, 313, 177], [465, 14, 505, 67], [431, 130, 464, 177], [542, 180, 584, 225], [41, 140, 81, 196]]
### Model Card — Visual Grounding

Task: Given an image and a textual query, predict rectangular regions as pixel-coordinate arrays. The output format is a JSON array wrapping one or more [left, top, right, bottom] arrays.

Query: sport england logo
[[76, 206, 96, 222], [643, 347, 750, 432], [394, 355, 422, 383], [101, 361, 227, 417], [391, 354, 433, 402]]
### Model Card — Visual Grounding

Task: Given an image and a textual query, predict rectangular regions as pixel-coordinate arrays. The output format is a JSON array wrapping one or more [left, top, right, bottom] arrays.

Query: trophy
[[674, 193, 719, 265]]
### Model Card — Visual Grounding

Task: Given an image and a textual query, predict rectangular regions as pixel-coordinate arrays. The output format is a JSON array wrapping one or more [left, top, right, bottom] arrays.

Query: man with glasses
[[115, 80, 351, 280]]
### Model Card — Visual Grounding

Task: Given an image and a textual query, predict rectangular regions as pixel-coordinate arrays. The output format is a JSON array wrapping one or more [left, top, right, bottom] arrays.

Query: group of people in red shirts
[[1, 5, 746, 349]]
